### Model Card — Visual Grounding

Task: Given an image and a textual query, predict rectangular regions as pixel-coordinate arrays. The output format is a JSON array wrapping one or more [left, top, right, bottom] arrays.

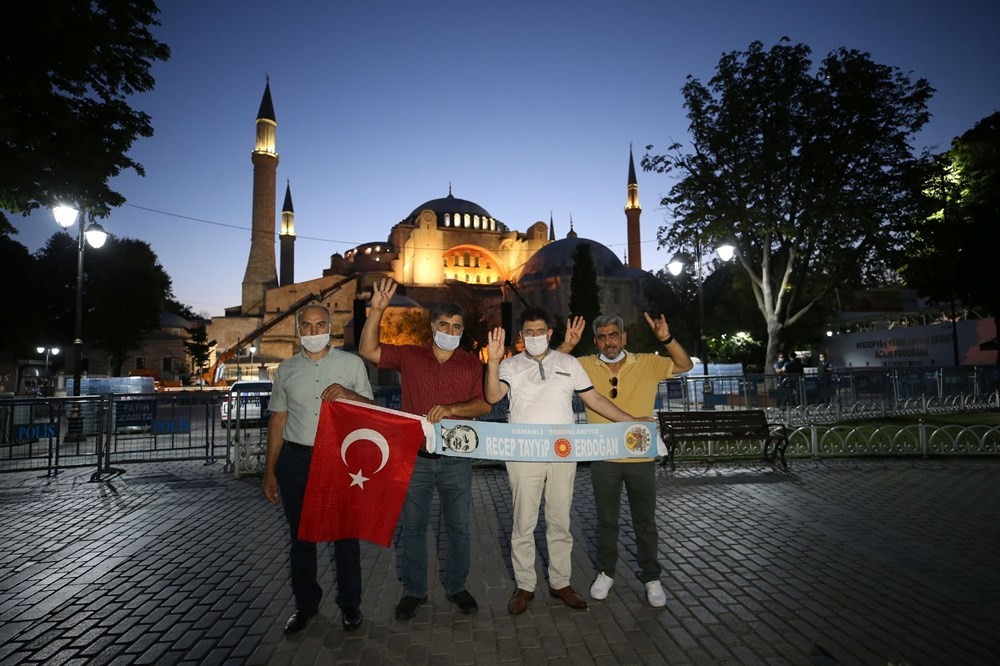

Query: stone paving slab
[[1, 458, 999, 665]]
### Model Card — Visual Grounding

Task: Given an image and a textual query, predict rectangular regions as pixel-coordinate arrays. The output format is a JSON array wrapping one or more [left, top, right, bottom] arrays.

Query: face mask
[[300, 333, 330, 353], [599, 351, 626, 364], [523, 334, 549, 357], [434, 330, 461, 352]]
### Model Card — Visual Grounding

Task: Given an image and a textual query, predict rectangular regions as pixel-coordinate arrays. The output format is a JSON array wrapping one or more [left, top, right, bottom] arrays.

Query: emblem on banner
[[554, 438, 572, 458], [624, 425, 652, 454]]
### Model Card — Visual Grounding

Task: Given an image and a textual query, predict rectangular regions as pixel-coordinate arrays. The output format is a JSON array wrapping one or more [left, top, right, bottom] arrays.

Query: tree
[[643, 39, 933, 370], [88, 237, 173, 375], [899, 112, 1000, 363], [0, 235, 43, 354], [184, 324, 215, 379], [567, 243, 601, 357], [33, 232, 173, 376], [0, 2, 170, 230]]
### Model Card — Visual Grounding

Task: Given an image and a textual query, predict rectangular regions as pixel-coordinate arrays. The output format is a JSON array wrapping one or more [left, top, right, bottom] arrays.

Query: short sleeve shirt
[[269, 348, 374, 445], [578, 353, 676, 424], [498, 350, 593, 424], [379, 344, 484, 417]]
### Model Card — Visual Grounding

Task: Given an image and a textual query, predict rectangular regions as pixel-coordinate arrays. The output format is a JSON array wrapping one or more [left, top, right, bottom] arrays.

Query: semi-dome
[[403, 193, 509, 233], [516, 236, 639, 283]]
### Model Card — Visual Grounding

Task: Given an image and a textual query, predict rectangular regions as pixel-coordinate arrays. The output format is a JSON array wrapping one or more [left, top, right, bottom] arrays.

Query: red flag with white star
[[299, 400, 432, 547]]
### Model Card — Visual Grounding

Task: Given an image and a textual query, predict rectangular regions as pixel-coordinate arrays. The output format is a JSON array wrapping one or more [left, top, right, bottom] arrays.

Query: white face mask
[[523, 334, 549, 357], [433, 330, 461, 351], [599, 350, 626, 364], [300, 333, 330, 353]]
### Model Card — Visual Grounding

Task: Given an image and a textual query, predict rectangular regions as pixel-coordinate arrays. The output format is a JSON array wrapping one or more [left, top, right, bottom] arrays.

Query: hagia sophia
[[206, 82, 651, 377]]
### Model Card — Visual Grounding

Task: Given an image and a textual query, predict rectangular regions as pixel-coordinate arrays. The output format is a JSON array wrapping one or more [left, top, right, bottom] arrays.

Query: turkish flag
[[299, 399, 433, 547]]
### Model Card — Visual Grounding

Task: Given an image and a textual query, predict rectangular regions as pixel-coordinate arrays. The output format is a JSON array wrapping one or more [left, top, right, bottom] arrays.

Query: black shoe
[[446, 590, 479, 614], [341, 607, 363, 631], [283, 608, 317, 635], [394, 595, 427, 620]]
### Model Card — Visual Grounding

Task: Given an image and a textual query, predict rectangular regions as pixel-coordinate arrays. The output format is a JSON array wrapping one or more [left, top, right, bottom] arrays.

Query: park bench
[[657, 409, 789, 471]]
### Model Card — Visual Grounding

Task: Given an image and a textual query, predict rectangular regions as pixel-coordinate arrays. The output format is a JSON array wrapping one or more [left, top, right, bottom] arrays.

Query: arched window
[[444, 213, 451, 227], [464, 213, 470, 227], [443, 257, 448, 266], [486, 261, 492, 269], [476, 275, 481, 283], [464, 273, 470, 282], [463, 252, 470, 266], [474, 256, 480, 267], [453, 256, 460, 267], [473, 215, 480, 228]]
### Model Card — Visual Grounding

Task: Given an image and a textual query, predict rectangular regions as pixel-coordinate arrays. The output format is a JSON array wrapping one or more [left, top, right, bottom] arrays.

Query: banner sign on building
[[433, 419, 658, 462]]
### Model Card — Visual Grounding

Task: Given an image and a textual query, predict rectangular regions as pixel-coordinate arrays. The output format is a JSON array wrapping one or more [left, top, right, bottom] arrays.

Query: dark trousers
[[275, 443, 362, 611], [590, 460, 662, 583]]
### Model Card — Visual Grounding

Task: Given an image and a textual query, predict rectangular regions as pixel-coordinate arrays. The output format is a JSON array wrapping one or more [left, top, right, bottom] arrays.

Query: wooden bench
[[658, 409, 789, 470]]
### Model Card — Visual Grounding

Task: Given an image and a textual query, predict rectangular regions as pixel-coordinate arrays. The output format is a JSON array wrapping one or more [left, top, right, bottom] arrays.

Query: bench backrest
[[658, 409, 772, 439]]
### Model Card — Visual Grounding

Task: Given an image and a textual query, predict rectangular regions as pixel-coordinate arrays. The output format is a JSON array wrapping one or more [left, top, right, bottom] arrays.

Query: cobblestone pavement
[[1, 457, 999, 665]]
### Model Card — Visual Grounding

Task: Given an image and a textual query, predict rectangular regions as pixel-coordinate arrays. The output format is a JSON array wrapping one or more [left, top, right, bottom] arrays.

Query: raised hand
[[564, 316, 585, 349], [370, 278, 397, 311], [643, 311, 672, 342], [486, 326, 506, 363]]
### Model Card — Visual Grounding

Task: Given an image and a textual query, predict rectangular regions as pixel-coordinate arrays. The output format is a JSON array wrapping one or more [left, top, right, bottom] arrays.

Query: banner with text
[[433, 420, 658, 462]]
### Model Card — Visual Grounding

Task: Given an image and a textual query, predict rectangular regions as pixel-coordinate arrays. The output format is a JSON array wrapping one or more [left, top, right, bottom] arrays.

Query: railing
[[2, 365, 998, 477]]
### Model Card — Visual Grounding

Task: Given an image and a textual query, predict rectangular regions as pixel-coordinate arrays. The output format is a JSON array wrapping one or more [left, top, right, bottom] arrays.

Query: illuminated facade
[[208, 83, 648, 373]]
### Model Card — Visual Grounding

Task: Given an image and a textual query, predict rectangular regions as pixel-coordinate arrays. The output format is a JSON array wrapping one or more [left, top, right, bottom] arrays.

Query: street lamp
[[53, 205, 108, 397], [668, 237, 735, 403], [36, 346, 60, 395]]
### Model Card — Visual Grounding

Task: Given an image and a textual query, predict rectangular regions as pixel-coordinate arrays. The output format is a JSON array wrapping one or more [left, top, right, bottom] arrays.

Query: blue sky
[[11, 0, 1000, 316]]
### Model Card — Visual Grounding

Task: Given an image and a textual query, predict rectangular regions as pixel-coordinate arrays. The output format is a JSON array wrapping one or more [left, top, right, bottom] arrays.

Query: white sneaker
[[590, 572, 614, 600], [645, 581, 667, 607]]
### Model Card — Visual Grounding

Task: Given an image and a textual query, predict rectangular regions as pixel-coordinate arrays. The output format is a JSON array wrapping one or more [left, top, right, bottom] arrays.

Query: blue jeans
[[398, 455, 472, 597], [275, 444, 362, 611]]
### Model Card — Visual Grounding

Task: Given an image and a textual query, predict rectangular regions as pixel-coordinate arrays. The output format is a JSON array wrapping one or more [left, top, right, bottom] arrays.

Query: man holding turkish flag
[[299, 399, 433, 548]]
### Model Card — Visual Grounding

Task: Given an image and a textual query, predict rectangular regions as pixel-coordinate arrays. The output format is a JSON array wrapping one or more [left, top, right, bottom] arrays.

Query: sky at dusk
[[10, 0, 1000, 317]]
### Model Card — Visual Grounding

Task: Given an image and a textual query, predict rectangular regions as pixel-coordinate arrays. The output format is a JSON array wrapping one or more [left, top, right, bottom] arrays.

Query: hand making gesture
[[563, 316, 585, 349], [486, 326, 506, 363], [643, 312, 673, 343], [370, 277, 397, 312]]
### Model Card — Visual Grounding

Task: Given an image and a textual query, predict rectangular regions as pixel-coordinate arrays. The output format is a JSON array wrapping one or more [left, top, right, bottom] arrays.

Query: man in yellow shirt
[[567, 312, 693, 607]]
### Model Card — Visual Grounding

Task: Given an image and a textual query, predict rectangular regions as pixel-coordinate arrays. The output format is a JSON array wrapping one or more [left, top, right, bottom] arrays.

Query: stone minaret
[[241, 79, 279, 316], [549, 211, 555, 241], [279, 181, 295, 286], [625, 144, 642, 269]]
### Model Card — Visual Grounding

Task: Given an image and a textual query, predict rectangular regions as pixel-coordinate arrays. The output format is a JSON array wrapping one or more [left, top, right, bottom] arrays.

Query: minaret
[[625, 144, 642, 269], [241, 79, 279, 316], [279, 180, 295, 286], [549, 211, 555, 241]]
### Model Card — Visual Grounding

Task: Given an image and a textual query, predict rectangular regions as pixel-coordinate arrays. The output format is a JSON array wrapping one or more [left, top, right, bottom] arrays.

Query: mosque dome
[[402, 193, 509, 233], [516, 236, 641, 283]]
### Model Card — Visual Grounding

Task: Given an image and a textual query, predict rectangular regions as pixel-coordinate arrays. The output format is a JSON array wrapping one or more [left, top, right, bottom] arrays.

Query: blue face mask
[[434, 330, 461, 351]]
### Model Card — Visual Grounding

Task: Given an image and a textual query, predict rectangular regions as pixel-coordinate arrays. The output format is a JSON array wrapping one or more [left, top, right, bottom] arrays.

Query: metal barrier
[[3, 365, 998, 477], [1, 391, 226, 476]]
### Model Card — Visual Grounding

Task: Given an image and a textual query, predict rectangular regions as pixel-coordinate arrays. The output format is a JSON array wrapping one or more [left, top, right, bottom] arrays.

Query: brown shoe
[[548, 585, 588, 609], [507, 588, 534, 615]]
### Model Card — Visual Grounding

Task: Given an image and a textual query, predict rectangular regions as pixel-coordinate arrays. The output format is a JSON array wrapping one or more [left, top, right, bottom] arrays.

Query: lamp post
[[247, 346, 257, 381], [52, 205, 107, 397], [668, 238, 735, 404], [36, 346, 60, 395]]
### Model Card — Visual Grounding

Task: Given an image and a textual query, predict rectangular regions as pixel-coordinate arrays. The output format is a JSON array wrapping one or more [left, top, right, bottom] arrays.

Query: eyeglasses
[[609, 376, 618, 399]]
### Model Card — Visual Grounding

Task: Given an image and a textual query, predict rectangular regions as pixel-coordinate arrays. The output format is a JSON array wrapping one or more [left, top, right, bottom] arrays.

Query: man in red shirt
[[359, 278, 491, 620]]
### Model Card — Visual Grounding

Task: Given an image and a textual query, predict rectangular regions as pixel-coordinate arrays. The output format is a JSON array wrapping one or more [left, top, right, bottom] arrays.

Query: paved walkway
[[1, 457, 999, 665]]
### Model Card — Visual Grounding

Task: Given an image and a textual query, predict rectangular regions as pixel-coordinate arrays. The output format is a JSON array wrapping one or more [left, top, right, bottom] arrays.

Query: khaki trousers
[[506, 461, 577, 591]]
